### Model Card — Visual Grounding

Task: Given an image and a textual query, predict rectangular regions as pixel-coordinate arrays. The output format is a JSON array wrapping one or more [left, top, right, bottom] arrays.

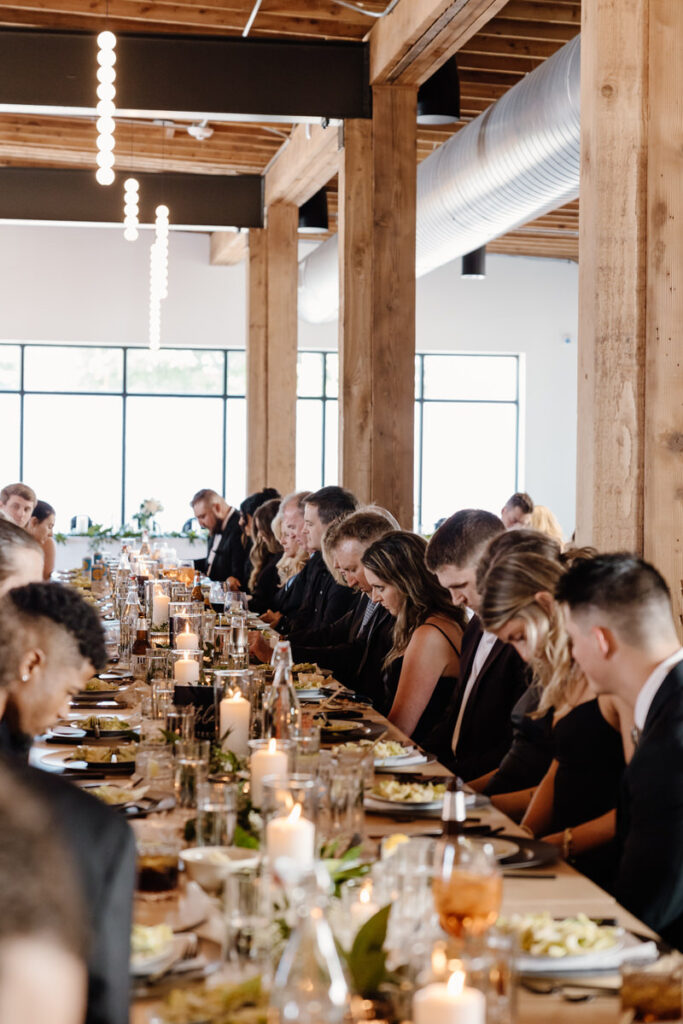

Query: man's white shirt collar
[[634, 648, 683, 730]]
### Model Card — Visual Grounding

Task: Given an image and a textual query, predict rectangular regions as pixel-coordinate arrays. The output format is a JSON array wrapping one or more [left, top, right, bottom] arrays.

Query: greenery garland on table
[[54, 524, 205, 549]]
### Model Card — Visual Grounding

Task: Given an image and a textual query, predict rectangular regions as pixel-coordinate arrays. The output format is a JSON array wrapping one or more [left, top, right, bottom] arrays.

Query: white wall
[[0, 225, 578, 534]]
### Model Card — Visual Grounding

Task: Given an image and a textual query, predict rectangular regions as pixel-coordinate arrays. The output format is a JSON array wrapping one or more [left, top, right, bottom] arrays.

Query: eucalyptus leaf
[[346, 904, 391, 996]]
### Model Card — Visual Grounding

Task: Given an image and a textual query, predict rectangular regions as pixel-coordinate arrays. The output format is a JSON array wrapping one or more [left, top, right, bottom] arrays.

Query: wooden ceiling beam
[[369, 0, 511, 87], [264, 123, 342, 208], [460, 34, 565, 58], [210, 229, 249, 265]]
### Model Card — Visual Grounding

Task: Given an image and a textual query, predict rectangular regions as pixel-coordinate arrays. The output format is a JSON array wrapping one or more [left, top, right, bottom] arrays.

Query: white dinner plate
[[130, 935, 183, 977], [39, 748, 136, 773]]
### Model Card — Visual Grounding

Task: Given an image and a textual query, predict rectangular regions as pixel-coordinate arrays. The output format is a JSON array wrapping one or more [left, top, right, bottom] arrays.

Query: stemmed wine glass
[[432, 836, 502, 944]]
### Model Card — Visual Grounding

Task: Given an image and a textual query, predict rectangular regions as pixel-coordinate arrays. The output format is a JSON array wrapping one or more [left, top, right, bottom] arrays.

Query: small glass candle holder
[[168, 600, 193, 647], [214, 671, 252, 758], [173, 611, 203, 651], [248, 738, 294, 809], [170, 648, 203, 685], [145, 649, 170, 685], [261, 773, 321, 870], [145, 579, 173, 633]]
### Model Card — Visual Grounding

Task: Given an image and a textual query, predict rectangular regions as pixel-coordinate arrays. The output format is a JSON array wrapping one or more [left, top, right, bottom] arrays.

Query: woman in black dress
[[247, 498, 283, 614], [361, 532, 467, 746], [477, 530, 633, 887]]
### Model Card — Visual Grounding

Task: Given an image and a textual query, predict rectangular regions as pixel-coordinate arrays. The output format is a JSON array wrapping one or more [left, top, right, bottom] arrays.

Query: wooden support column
[[577, 0, 683, 630], [246, 202, 298, 496], [339, 86, 417, 529]]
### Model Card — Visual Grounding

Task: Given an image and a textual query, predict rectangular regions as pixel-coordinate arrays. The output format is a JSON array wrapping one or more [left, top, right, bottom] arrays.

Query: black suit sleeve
[[86, 819, 137, 1024], [615, 727, 683, 946]]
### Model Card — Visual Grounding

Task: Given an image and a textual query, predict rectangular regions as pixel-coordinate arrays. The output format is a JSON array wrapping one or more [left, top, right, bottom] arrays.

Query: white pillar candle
[[219, 691, 250, 757], [413, 974, 485, 1024], [350, 882, 379, 933], [266, 803, 315, 865], [250, 739, 288, 807], [152, 591, 170, 626], [174, 653, 199, 684], [176, 626, 199, 650]]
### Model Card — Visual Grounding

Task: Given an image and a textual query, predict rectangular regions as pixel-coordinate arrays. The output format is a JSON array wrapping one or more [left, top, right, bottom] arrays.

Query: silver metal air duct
[[298, 33, 581, 324]]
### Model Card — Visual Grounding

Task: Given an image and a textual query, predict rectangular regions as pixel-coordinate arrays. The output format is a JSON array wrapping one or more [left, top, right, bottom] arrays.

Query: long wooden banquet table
[[34, 691, 655, 1024]]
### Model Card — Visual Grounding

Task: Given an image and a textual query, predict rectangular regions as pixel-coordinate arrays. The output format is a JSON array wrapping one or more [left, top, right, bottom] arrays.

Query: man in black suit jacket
[[424, 510, 528, 779], [558, 554, 683, 950], [290, 509, 398, 711], [0, 583, 135, 1024], [190, 488, 246, 585], [283, 486, 358, 635]]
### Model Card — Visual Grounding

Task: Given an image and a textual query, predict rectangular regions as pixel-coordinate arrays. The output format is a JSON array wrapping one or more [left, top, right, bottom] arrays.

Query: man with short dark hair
[[284, 486, 359, 635], [0, 583, 136, 1024], [501, 491, 534, 529], [557, 554, 683, 950], [0, 483, 36, 528], [0, 520, 45, 597], [190, 488, 245, 586], [424, 509, 529, 780]]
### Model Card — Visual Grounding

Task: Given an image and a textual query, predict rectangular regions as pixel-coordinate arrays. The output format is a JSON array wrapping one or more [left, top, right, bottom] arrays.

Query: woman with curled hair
[[477, 529, 633, 887], [361, 531, 467, 743], [248, 498, 284, 614]]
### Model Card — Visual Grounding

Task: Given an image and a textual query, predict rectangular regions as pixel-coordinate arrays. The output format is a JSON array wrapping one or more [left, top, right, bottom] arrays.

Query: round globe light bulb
[[124, 227, 139, 241], [96, 48, 116, 68], [96, 151, 115, 168], [97, 31, 117, 50], [96, 99, 115, 117], [155, 205, 169, 219], [96, 133, 115, 151], [96, 82, 116, 102], [96, 65, 116, 85], [95, 167, 115, 186], [124, 177, 139, 192], [96, 116, 115, 135]]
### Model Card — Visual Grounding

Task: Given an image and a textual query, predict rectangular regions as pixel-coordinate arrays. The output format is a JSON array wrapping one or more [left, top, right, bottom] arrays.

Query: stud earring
[[21, 674, 29, 682]]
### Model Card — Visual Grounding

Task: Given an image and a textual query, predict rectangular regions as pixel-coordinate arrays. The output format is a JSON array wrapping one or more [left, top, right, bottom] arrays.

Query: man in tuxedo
[[0, 482, 36, 528], [191, 487, 245, 586], [424, 509, 528, 779], [0, 519, 45, 597], [558, 554, 683, 950], [0, 582, 135, 1024], [290, 509, 397, 711]]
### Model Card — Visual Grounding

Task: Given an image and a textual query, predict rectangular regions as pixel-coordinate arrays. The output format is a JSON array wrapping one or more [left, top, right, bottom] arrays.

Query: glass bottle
[[264, 641, 301, 739], [120, 577, 142, 665], [269, 870, 352, 1024], [139, 529, 151, 557], [191, 571, 205, 605], [130, 616, 150, 680]]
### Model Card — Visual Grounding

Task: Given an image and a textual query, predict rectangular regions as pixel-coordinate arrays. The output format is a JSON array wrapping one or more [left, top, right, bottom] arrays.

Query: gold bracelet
[[562, 827, 573, 860]]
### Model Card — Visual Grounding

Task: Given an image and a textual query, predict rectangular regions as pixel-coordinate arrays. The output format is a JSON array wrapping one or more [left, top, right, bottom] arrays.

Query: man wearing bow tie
[[558, 554, 683, 951]]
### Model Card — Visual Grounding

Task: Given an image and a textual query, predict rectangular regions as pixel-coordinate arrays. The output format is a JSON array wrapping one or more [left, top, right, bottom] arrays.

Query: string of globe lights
[[95, 30, 117, 185], [149, 205, 170, 351]]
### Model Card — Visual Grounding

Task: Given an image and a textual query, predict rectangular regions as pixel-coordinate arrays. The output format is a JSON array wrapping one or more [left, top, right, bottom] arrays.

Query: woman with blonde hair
[[247, 498, 283, 614], [477, 529, 633, 887], [529, 504, 564, 547], [362, 531, 467, 743]]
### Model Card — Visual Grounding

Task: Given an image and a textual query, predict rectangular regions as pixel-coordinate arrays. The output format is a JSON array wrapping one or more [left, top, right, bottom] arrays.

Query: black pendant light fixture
[[461, 246, 486, 279], [299, 189, 329, 233], [417, 56, 460, 125]]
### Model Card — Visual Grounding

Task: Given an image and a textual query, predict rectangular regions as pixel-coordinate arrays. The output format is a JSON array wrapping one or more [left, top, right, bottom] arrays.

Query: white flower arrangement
[[140, 498, 163, 516]]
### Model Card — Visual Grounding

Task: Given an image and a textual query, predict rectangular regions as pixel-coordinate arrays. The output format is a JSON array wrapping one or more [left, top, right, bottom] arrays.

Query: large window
[[1, 344, 246, 533], [297, 350, 521, 532]]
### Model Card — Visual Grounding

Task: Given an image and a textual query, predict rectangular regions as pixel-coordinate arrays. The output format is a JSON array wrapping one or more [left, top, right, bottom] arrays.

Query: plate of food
[[80, 782, 175, 816], [56, 715, 136, 739], [498, 913, 634, 973], [130, 924, 183, 976], [367, 778, 447, 810], [40, 744, 138, 774], [76, 678, 122, 699], [320, 719, 386, 743]]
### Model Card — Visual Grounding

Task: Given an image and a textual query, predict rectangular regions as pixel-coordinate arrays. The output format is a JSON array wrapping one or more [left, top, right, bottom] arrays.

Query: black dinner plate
[[320, 720, 386, 744], [496, 834, 559, 870]]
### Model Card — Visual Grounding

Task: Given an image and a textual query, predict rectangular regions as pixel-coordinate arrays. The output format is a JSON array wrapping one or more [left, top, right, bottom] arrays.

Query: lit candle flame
[[181, 651, 189, 662], [447, 970, 465, 998], [267, 738, 277, 754], [359, 881, 373, 905], [431, 943, 448, 976], [288, 802, 302, 823], [182, 623, 190, 635]]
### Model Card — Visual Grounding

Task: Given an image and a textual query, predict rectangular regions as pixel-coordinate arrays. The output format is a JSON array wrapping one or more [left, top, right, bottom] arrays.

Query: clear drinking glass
[[224, 865, 274, 972], [225, 591, 249, 615], [145, 649, 170, 684], [292, 725, 321, 774], [174, 738, 210, 809], [196, 780, 238, 847], [432, 836, 503, 943], [135, 744, 175, 789], [317, 751, 364, 851], [134, 820, 181, 895], [165, 704, 196, 742]]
